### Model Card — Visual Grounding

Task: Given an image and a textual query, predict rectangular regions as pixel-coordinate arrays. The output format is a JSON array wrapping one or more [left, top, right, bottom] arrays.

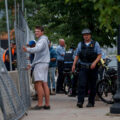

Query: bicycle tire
[[63, 76, 69, 94], [96, 79, 114, 104]]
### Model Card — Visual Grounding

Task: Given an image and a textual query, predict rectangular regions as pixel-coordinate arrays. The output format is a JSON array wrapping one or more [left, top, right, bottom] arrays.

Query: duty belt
[[80, 64, 91, 69]]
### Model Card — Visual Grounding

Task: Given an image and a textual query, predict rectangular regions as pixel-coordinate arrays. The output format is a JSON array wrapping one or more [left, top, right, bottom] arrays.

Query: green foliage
[[64, 0, 119, 47], [94, 0, 120, 31], [0, 0, 119, 48], [0, 0, 16, 33], [66, 0, 120, 32], [25, 0, 118, 47], [0, 15, 7, 32]]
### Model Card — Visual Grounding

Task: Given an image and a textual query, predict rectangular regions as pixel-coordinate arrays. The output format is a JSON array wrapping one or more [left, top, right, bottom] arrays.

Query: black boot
[[77, 102, 83, 108]]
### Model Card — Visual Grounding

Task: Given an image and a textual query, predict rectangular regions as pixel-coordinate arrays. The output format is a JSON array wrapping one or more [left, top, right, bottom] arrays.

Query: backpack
[[64, 50, 74, 71], [64, 50, 74, 62]]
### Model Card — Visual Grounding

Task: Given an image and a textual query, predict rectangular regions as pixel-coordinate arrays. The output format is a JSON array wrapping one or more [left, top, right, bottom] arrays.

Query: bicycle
[[63, 62, 79, 96], [63, 70, 73, 95], [97, 58, 117, 104]]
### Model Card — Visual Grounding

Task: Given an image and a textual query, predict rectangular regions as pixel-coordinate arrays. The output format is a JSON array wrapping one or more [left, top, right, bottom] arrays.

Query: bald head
[[59, 39, 65, 47]]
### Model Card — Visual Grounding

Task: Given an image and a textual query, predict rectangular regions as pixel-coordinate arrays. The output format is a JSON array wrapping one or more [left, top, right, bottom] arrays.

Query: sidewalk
[[22, 94, 120, 120]]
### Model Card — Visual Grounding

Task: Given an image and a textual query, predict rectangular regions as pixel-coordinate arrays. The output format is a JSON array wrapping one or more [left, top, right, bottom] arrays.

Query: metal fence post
[[0, 29, 1, 48], [15, 10, 31, 110], [0, 57, 26, 120], [0, 88, 7, 120], [5, 0, 12, 71], [22, 0, 24, 13], [14, 0, 17, 25], [0, 39, 1, 48]]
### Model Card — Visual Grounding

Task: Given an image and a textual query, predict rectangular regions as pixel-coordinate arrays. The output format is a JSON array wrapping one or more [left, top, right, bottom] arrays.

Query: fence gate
[[15, 10, 31, 110], [0, 57, 25, 120]]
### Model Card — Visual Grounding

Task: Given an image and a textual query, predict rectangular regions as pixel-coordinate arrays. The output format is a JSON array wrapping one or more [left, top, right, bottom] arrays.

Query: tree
[[25, 0, 117, 47], [66, 0, 120, 32], [0, 0, 17, 33], [0, 0, 118, 47]]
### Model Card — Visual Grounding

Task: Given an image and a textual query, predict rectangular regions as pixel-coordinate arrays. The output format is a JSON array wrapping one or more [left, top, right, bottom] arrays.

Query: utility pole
[[110, 25, 120, 114]]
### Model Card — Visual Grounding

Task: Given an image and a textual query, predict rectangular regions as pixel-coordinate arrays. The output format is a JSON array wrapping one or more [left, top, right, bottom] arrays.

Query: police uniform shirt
[[56, 45, 65, 61], [76, 40, 102, 64]]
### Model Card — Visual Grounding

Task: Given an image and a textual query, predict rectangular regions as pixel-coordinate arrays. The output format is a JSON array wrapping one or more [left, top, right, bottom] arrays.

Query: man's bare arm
[[91, 54, 101, 69], [72, 56, 79, 72]]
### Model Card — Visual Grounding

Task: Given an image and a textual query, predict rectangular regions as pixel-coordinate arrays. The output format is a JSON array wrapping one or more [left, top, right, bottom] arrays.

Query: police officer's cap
[[81, 28, 91, 35]]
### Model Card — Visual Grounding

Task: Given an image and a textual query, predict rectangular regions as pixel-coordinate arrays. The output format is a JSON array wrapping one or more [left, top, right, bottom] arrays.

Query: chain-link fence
[[0, 57, 25, 120], [0, 1, 34, 119], [0, 47, 4, 59], [15, 10, 31, 111], [26, 25, 35, 43]]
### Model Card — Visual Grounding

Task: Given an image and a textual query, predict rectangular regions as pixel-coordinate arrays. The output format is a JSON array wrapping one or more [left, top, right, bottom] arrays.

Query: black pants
[[5, 62, 15, 71], [78, 67, 98, 105], [56, 61, 64, 92]]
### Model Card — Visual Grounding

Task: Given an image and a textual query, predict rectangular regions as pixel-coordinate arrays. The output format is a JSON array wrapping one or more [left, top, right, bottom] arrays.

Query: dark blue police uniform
[[76, 40, 101, 106]]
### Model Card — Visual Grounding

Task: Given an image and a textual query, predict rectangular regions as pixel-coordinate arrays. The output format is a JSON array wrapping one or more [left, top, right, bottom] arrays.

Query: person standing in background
[[48, 41, 57, 95], [4, 41, 17, 71], [56, 39, 65, 93]]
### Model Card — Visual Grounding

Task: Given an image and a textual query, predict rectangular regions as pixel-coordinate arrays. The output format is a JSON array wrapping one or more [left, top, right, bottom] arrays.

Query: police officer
[[72, 28, 102, 108], [56, 39, 65, 93]]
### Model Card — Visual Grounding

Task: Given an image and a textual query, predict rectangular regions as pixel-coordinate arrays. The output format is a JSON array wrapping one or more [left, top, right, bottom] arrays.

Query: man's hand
[[90, 54, 101, 69], [23, 46, 27, 52], [72, 65, 75, 72], [26, 64, 31, 70], [72, 56, 79, 72], [90, 62, 96, 69]]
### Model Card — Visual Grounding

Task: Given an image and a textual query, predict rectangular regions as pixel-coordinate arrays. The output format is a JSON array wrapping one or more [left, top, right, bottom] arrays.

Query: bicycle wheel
[[63, 76, 69, 94], [64, 74, 72, 95], [96, 79, 114, 104]]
